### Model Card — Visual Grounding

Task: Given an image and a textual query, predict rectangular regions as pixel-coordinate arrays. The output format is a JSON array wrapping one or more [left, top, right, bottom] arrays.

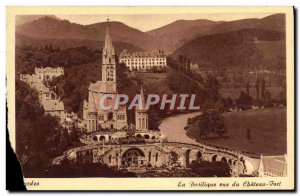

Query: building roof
[[44, 100, 64, 111], [35, 67, 64, 72], [32, 82, 51, 93], [120, 50, 166, 58], [260, 155, 287, 176]]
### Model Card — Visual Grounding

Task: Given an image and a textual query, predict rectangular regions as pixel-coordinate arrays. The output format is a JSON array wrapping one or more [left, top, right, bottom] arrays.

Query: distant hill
[[16, 14, 286, 58], [16, 17, 153, 51], [147, 14, 285, 54], [209, 14, 285, 35], [16, 34, 143, 54], [146, 19, 223, 54], [87, 22, 154, 50], [172, 28, 285, 70], [16, 15, 60, 26]]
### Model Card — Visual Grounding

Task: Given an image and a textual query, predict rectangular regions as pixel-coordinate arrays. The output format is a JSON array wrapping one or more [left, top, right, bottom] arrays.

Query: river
[[159, 112, 201, 144], [159, 112, 259, 174]]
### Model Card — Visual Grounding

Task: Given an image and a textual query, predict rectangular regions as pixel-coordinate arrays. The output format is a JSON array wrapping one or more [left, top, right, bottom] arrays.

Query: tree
[[224, 97, 234, 111], [203, 75, 220, 102], [261, 78, 266, 98], [197, 111, 227, 138], [236, 91, 252, 110], [255, 78, 260, 100], [246, 128, 251, 142], [169, 151, 179, 165], [262, 90, 272, 107], [69, 125, 80, 143], [16, 80, 69, 177], [274, 90, 286, 105], [246, 80, 250, 95]]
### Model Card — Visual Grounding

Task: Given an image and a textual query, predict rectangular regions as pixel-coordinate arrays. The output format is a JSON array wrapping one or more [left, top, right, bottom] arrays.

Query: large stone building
[[83, 21, 128, 132], [35, 67, 64, 81], [82, 20, 161, 145], [119, 50, 167, 71]]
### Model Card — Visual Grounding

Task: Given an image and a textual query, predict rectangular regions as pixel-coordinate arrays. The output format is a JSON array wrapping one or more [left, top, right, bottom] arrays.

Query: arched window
[[107, 112, 113, 121], [146, 118, 148, 129], [148, 151, 151, 162], [139, 118, 141, 129], [142, 118, 145, 129]]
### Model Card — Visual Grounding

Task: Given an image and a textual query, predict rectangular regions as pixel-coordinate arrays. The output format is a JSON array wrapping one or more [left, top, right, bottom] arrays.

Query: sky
[[56, 13, 274, 32]]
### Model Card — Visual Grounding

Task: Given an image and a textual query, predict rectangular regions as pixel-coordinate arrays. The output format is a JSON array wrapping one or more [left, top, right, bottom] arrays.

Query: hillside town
[[20, 67, 79, 129]]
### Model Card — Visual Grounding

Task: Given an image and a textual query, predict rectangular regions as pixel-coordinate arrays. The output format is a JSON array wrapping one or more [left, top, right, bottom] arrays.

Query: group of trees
[[16, 80, 80, 177], [129, 66, 167, 73], [167, 56, 203, 84], [16, 45, 101, 75], [167, 151, 230, 177], [235, 77, 286, 111], [197, 111, 227, 138]]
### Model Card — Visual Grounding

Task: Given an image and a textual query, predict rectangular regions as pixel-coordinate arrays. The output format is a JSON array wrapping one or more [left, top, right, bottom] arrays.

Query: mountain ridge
[[16, 14, 285, 54]]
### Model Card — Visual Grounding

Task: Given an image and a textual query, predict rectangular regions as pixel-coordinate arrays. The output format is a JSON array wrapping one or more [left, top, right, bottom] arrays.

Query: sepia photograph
[[6, 6, 294, 190]]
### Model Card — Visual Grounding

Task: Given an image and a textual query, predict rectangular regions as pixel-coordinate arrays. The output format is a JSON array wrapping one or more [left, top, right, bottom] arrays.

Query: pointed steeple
[[101, 18, 117, 92], [102, 17, 115, 63], [138, 84, 147, 111]]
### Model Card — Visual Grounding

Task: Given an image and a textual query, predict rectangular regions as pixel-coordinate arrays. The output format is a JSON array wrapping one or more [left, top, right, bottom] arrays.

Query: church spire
[[137, 84, 147, 111], [101, 17, 117, 93], [102, 17, 115, 64]]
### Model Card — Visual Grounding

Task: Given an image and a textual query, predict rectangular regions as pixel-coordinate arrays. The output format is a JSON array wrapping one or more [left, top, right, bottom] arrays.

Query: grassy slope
[[187, 107, 287, 156], [128, 71, 171, 95]]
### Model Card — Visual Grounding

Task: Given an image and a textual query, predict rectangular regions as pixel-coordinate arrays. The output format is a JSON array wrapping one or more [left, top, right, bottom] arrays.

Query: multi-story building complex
[[119, 50, 167, 71]]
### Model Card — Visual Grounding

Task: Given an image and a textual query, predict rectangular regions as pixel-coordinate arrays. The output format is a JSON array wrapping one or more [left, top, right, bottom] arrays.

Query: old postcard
[[6, 6, 294, 191]]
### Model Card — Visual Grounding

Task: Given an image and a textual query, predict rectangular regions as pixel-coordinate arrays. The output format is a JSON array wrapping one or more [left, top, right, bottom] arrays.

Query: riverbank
[[186, 107, 287, 156], [159, 112, 201, 144]]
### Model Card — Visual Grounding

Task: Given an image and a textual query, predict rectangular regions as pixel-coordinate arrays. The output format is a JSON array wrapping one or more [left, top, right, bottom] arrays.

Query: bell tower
[[102, 18, 117, 93], [135, 85, 149, 131]]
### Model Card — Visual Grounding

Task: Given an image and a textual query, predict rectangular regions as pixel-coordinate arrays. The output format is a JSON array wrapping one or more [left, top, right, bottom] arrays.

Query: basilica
[[82, 21, 153, 140]]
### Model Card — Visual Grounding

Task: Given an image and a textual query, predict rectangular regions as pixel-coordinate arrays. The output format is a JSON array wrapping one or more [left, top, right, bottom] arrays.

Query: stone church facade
[[83, 22, 128, 132]]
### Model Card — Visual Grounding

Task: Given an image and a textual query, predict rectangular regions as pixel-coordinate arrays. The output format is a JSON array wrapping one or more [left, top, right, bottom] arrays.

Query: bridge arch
[[121, 148, 145, 167], [212, 155, 218, 162], [221, 157, 227, 163], [143, 134, 150, 139], [136, 134, 142, 138], [185, 149, 192, 167], [92, 136, 98, 141], [196, 151, 202, 161], [99, 135, 105, 141]]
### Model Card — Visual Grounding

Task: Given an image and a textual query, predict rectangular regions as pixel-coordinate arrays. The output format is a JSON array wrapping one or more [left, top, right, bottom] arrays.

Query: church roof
[[88, 81, 116, 94], [88, 81, 107, 93], [32, 81, 51, 93]]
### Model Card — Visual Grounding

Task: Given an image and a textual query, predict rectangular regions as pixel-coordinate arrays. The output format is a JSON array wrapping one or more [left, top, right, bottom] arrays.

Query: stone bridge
[[52, 141, 259, 176]]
